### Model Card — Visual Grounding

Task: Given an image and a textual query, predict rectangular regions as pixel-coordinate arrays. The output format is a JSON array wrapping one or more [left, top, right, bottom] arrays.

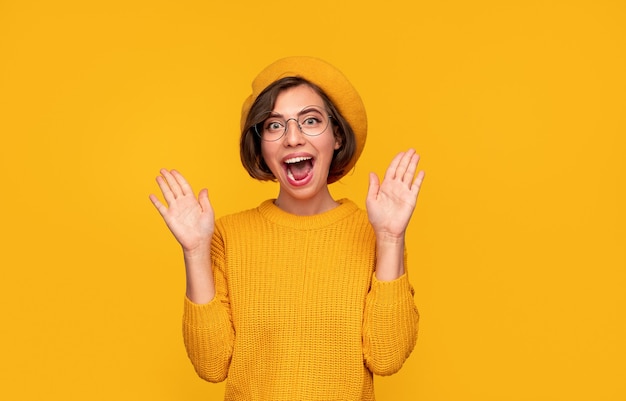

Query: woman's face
[[260, 84, 341, 212]]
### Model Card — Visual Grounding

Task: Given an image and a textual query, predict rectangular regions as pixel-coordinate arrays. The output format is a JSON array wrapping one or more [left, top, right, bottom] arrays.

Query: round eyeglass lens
[[254, 105, 331, 141]]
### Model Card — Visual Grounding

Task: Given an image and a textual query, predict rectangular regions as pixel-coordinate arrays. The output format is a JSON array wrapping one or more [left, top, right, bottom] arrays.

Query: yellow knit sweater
[[183, 199, 419, 400]]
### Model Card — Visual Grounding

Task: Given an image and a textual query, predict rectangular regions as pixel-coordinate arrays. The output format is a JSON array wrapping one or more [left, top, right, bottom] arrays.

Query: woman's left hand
[[366, 149, 425, 240]]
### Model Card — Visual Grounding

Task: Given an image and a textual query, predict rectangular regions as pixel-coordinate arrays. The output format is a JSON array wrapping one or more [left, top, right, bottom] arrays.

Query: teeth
[[284, 156, 312, 164]]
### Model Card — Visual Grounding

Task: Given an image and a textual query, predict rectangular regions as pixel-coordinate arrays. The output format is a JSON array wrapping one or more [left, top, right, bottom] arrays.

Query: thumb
[[367, 172, 380, 202], [198, 188, 212, 212]]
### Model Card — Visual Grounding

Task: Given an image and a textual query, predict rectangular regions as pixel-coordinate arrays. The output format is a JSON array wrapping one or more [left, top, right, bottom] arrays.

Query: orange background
[[1, 1, 624, 400]]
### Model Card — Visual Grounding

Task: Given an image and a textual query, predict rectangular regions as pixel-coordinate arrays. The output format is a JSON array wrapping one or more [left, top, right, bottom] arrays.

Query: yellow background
[[1, 0, 624, 400]]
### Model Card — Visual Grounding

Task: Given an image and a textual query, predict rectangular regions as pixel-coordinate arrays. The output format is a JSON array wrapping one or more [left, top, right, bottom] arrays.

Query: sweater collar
[[257, 198, 360, 230]]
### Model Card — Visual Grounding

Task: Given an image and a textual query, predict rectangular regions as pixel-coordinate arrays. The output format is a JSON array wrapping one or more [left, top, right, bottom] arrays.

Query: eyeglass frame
[[252, 105, 334, 142]]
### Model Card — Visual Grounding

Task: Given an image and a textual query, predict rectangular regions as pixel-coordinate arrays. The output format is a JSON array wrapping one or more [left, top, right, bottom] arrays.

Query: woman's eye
[[302, 117, 319, 126], [267, 121, 283, 131]]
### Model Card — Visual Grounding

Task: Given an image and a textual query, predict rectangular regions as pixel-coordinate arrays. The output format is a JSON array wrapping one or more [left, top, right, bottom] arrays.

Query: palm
[[366, 150, 425, 237], [149, 169, 214, 252]]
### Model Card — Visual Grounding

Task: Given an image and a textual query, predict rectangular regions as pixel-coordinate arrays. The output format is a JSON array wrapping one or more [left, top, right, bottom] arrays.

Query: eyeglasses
[[253, 105, 333, 142]]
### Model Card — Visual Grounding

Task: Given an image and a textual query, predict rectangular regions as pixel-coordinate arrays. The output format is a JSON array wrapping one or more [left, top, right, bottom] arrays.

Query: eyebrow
[[269, 105, 325, 118]]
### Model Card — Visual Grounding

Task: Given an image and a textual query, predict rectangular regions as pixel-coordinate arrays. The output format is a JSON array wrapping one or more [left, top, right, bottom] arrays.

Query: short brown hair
[[240, 77, 357, 184]]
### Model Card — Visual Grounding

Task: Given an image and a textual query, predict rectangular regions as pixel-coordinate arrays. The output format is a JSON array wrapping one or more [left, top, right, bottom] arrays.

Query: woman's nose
[[283, 119, 305, 145]]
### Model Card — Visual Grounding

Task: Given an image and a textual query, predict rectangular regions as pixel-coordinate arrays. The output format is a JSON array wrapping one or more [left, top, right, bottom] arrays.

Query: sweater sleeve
[[362, 272, 419, 376], [182, 226, 234, 383]]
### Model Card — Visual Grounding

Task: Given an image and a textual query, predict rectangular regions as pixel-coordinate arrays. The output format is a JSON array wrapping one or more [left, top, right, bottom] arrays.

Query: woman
[[149, 56, 425, 400]]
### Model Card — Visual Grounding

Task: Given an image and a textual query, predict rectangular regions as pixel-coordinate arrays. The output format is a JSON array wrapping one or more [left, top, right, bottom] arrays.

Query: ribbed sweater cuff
[[183, 296, 222, 328], [369, 273, 414, 306]]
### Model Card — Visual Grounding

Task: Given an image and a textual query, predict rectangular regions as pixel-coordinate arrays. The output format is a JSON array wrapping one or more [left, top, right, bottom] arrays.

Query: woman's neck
[[274, 189, 339, 216]]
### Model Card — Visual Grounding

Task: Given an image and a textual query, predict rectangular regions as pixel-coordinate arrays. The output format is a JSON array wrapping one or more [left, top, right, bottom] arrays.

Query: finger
[[171, 169, 194, 197], [148, 193, 168, 217], [395, 149, 417, 183], [411, 170, 425, 195], [401, 153, 420, 184], [384, 151, 404, 181], [160, 169, 183, 198], [198, 188, 212, 213], [367, 172, 380, 201], [155, 174, 176, 205]]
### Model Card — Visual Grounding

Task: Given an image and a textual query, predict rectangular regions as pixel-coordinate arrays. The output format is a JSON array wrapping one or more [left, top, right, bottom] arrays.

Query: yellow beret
[[240, 56, 367, 180]]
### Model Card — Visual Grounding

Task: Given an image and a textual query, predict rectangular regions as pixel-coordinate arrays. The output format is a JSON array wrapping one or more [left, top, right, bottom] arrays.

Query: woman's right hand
[[149, 169, 214, 254]]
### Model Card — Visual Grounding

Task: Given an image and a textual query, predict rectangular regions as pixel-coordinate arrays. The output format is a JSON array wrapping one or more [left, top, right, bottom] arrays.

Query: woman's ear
[[333, 126, 342, 150]]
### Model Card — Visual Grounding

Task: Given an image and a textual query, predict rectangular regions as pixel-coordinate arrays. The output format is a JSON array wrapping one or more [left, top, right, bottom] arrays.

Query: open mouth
[[284, 156, 314, 182]]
